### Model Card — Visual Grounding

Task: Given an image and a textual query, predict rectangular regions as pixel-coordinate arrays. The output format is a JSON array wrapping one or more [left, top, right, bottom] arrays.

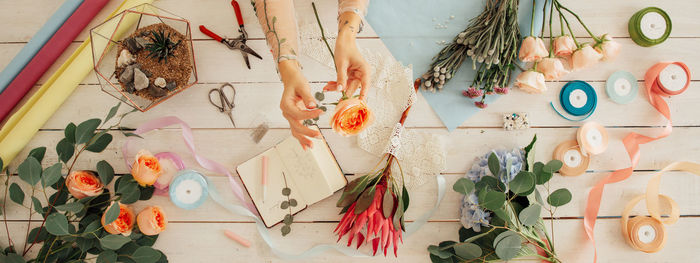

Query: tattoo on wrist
[[339, 19, 359, 34]]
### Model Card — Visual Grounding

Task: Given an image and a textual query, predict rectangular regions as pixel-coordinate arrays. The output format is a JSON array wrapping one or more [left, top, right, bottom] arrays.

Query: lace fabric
[[299, 23, 447, 190]]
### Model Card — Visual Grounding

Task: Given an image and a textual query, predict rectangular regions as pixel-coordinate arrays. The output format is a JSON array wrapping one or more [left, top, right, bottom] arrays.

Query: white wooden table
[[2, 0, 700, 262]]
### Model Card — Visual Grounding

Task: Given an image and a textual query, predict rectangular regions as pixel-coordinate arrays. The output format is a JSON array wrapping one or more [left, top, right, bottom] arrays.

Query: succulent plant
[[145, 29, 181, 63]]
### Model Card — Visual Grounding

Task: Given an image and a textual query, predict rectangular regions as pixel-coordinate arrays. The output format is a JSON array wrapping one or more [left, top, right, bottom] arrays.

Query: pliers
[[199, 0, 262, 69]]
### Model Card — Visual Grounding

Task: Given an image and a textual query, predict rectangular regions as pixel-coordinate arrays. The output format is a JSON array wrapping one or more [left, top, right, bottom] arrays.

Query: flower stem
[[312, 2, 335, 60], [2, 173, 14, 251], [555, 0, 600, 42], [547, 0, 554, 57], [555, 2, 579, 48], [530, 0, 536, 36]]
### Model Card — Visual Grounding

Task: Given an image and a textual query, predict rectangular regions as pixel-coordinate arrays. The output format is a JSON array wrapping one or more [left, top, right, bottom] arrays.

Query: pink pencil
[[224, 229, 251, 248], [262, 156, 268, 203]]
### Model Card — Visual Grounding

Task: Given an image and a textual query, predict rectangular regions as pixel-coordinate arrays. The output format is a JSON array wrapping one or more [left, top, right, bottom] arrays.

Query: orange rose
[[131, 150, 162, 186], [515, 70, 547, 94], [553, 35, 576, 57], [330, 97, 373, 136], [102, 202, 135, 236], [538, 57, 570, 81], [518, 36, 548, 62], [65, 170, 104, 199], [137, 206, 168, 236], [571, 45, 603, 71]]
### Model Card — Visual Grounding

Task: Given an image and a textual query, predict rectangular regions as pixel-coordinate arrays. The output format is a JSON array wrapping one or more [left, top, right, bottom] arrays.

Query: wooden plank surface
[[1, 0, 700, 262]]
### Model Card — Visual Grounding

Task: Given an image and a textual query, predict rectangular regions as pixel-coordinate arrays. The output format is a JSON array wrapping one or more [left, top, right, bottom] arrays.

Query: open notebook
[[236, 126, 346, 227]]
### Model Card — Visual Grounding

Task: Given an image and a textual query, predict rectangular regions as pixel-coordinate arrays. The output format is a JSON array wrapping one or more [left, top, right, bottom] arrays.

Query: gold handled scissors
[[208, 83, 237, 127]]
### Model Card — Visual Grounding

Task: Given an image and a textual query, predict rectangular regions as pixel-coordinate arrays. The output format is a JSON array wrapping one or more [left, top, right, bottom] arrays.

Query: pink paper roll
[[0, 0, 108, 122]]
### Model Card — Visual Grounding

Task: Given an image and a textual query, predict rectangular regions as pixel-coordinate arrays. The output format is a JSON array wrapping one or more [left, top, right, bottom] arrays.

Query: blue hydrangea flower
[[459, 193, 491, 232]]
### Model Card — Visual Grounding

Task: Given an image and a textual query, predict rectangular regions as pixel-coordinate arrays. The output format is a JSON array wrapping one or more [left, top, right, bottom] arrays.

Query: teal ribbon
[[550, 80, 597, 122]]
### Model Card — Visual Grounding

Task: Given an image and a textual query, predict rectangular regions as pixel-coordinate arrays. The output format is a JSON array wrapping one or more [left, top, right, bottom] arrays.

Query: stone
[[135, 37, 149, 49], [118, 64, 135, 84], [147, 85, 168, 98], [154, 77, 166, 88], [124, 82, 136, 93], [124, 37, 146, 54], [133, 68, 149, 91], [117, 49, 134, 67], [165, 81, 177, 91]]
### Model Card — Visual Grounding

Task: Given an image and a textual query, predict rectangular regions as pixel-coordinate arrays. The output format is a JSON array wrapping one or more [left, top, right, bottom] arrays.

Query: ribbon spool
[[550, 80, 597, 121], [655, 63, 689, 95], [628, 7, 672, 47], [169, 169, 209, 210], [606, 71, 638, 104], [621, 194, 679, 253], [576, 122, 608, 156], [552, 140, 589, 177]]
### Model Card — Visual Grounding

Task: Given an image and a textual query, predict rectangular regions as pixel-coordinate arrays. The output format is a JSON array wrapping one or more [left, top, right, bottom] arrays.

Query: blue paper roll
[[551, 80, 597, 121], [0, 0, 83, 93], [169, 169, 209, 210]]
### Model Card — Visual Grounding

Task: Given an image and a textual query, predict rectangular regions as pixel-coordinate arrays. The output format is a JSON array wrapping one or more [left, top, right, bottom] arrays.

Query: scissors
[[198, 0, 262, 69], [209, 83, 237, 127]]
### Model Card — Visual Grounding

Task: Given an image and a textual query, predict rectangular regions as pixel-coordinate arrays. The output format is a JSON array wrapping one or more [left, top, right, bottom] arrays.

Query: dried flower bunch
[[421, 0, 521, 108], [145, 29, 182, 63]]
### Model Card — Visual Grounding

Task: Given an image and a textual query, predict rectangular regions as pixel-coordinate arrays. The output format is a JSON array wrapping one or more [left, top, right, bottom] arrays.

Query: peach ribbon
[[583, 62, 690, 261]]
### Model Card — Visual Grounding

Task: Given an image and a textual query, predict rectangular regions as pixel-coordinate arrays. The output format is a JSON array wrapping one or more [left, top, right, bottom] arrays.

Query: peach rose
[[553, 35, 576, 57], [594, 34, 621, 61], [102, 202, 135, 236], [131, 150, 162, 186], [65, 170, 104, 199], [571, 45, 603, 71], [519, 36, 548, 62], [137, 206, 168, 236], [330, 97, 373, 136], [538, 57, 570, 80], [515, 70, 547, 94]]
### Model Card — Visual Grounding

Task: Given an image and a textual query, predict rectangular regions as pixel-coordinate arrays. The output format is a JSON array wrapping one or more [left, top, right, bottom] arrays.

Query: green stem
[[312, 2, 335, 61], [530, 0, 536, 36], [548, 0, 554, 57], [22, 187, 36, 253], [555, 0, 600, 41], [555, 2, 579, 48], [2, 172, 14, 251]]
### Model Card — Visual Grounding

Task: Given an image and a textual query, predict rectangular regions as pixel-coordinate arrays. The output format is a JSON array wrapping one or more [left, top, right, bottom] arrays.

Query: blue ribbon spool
[[169, 169, 209, 210], [606, 71, 638, 104], [550, 80, 597, 121]]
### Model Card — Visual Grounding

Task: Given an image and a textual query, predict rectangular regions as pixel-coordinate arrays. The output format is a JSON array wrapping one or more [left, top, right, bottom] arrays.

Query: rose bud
[[131, 150, 162, 187], [594, 34, 621, 61], [538, 57, 570, 80], [65, 170, 104, 199], [571, 45, 603, 71], [553, 35, 576, 57], [102, 202, 135, 236], [515, 70, 547, 94], [331, 97, 373, 137], [519, 36, 548, 62], [137, 206, 168, 236]]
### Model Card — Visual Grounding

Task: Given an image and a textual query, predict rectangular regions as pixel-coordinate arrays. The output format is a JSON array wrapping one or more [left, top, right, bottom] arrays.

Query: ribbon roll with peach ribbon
[[583, 62, 691, 262], [576, 122, 609, 156], [552, 140, 589, 177]]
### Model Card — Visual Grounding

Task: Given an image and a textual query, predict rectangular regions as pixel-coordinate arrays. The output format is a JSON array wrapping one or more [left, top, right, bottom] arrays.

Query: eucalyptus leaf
[[3, 253, 25, 263], [452, 178, 476, 196], [55, 202, 85, 213], [104, 202, 121, 225], [27, 226, 49, 243], [105, 102, 121, 123], [544, 159, 563, 173], [479, 191, 506, 211], [429, 254, 453, 263], [65, 122, 77, 144], [524, 135, 537, 170], [132, 246, 161, 263], [427, 245, 453, 259], [97, 161, 115, 185], [100, 235, 131, 250], [494, 234, 522, 260], [76, 237, 97, 252], [493, 230, 518, 250], [547, 188, 572, 207], [282, 187, 291, 196], [82, 220, 103, 238], [454, 243, 482, 260], [117, 181, 140, 204], [487, 152, 500, 177], [518, 204, 541, 226], [31, 196, 43, 214], [283, 214, 293, 225], [508, 171, 535, 194], [475, 176, 505, 192], [139, 185, 155, 200], [289, 199, 297, 207], [56, 138, 75, 163], [86, 132, 113, 153], [28, 147, 47, 163], [18, 157, 42, 185], [9, 183, 24, 205], [280, 201, 289, 209], [41, 163, 62, 187], [75, 118, 101, 145], [492, 208, 510, 223], [315, 92, 325, 101], [382, 187, 394, 218], [354, 187, 376, 215], [281, 225, 291, 236], [45, 213, 70, 235], [97, 250, 117, 263]]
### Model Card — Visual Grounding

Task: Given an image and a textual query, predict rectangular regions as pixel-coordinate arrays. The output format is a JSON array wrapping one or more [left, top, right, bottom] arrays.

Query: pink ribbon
[[122, 116, 255, 212], [583, 62, 690, 262], [152, 152, 186, 196]]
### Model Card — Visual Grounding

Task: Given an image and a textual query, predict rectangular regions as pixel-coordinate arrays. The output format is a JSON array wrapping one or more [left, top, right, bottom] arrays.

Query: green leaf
[[319, 106, 327, 112], [82, 220, 103, 238], [283, 214, 293, 225], [3, 253, 25, 263], [97, 250, 117, 263], [354, 186, 376, 215], [117, 180, 140, 204], [475, 176, 505, 192], [429, 254, 452, 263], [494, 233, 522, 260], [139, 185, 155, 200], [487, 152, 500, 177], [104, 202, 121, 225], [393, 194, 404, 231], [28, 147, 47, 163], [272, 16, 277, 24], [508, 171, 535, 194], [524, 135, 537, 169], [336, 175, 369, 208], [282, 187, 291, 196], [55, 202, 85, 213], [547, 188, 572, 207], [382, 186, 394, 218], [314, 92, 325, 101], [479, 191, 506, 211], [453, 178, 475, 195], [97, 161, 115, 185], [56, 138, 75, 163], [454, 243, 482, 260], [402, 185, 409, 211], [281, 225, 291, 236], [518, 204, 541, 226], [27, 226, 49, 243], [76, 237, 97, 252], [533, 162, 552, 185], [86, 132, 113, 153], [105, 102, 121, 123], [65, 122, 77, 144], [132, 246, 161, 263], [289, 198, 297, 207], [31, 196, 43, 214], [100, 235, 131, 250], [75, 119, 101, 145], [18, 157, 42, 185], [544, 160, 563, 173], [492, 208, 510, 223], [9, 183, 24, 205], [45, 213, 70, 235], [427, 245, 453, 259], [41, 163, 62, 187]]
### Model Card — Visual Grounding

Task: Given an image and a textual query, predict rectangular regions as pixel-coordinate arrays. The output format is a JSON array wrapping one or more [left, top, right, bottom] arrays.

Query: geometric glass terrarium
[[91, 4, 198, 112]]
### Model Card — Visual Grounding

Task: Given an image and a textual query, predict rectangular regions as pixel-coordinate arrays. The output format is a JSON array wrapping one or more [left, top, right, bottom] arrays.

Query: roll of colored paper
[[0, 0, 155, 168], [0, 0, 109, 122], [0, 0, 83, 93]]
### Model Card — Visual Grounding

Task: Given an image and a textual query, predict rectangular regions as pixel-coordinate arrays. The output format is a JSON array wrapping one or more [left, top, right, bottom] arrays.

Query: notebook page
[[276, 135, 335, 204]]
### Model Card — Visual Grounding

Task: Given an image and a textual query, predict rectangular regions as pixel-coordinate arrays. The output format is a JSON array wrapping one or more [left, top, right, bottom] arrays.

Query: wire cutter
[[199, 0, 262, 69]]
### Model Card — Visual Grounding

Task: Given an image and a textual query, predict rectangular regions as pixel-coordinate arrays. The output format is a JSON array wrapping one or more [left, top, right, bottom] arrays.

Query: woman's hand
[[326, 12, 370, 99], [278, 60, 323, 149]]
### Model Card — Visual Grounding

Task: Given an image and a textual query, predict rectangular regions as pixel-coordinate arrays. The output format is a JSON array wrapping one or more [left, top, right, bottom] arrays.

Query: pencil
[[262, 155, 268, 203]]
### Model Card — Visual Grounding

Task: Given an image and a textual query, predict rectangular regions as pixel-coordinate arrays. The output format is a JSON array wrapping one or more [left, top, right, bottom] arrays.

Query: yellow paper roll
[[0, 0, 155, 168]]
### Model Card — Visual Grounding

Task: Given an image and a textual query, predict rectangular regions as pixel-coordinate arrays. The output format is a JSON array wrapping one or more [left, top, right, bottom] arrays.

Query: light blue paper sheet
[[0, 0, 84, 93], [367, 0, 546, 130]]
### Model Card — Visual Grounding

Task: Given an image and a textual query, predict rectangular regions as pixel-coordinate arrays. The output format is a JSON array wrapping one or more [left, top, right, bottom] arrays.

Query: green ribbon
[[628, 7, 672, 47]]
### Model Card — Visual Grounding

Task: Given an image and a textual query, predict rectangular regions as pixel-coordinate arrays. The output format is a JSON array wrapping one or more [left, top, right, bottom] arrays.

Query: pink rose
[[515, 71, 547, 94], [65, 170, 104, 199], [538, 57, 570, 80], [595, 34, 621, 61], [519, 36, 548, 62], [553, 35, 576, 57], [571, 45, 603, 71]]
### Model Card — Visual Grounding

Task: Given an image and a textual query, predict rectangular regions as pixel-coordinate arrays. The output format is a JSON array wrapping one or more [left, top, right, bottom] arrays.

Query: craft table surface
[[1, 0, 700, 262]]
